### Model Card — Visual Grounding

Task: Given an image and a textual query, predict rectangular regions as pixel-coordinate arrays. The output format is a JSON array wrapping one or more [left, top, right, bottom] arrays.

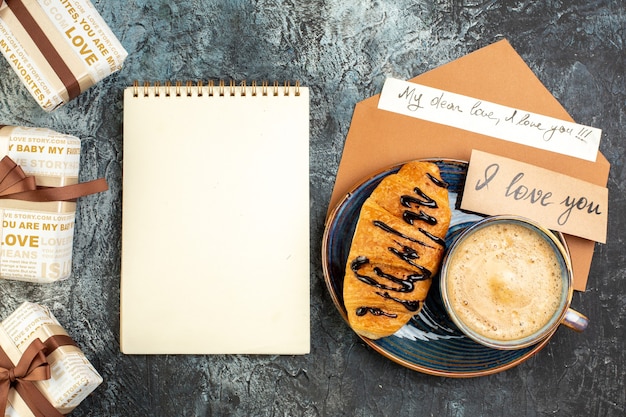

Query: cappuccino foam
[[446, 222, 564, 342]]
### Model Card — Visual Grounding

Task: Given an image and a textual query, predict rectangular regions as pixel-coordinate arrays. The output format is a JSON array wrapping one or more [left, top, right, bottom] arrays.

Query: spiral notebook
[[120, 81, 310, 354]]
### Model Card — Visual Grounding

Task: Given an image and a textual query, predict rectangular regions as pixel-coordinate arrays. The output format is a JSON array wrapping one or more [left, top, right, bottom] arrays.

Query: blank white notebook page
[[121, 83, 310, 354]]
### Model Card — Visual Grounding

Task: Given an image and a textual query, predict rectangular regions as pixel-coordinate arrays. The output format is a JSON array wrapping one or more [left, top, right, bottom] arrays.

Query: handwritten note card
[[462, 150, 607, 243], [377, 78, 602, 162]]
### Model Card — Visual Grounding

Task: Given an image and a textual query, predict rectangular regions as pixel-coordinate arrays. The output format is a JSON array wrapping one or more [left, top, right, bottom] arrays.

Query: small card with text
[[377, 78, 602, 162], [462, 150, 607, 243]]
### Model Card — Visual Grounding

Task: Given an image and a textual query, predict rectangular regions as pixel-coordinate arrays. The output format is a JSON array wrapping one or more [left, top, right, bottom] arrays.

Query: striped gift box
[[0, 0, 127, 111]]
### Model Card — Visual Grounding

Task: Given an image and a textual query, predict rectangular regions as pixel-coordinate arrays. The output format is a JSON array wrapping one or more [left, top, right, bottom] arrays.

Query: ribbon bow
[[0, 338, 62, 417], [0, 155, 108, 202], [0, 156, 37, 197]]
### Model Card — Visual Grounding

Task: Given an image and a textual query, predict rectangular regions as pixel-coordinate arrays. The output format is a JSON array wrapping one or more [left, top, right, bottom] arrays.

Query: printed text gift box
[[0, 125, 107, 283], [0, 0, 127, 111], [0, 302, 102, 416]]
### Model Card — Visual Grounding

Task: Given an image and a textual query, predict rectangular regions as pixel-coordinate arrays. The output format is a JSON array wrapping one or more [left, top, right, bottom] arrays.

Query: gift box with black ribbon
[[0, 302, 102, 417], [0, 125, 107, 283], [0, 0, 127, 111]]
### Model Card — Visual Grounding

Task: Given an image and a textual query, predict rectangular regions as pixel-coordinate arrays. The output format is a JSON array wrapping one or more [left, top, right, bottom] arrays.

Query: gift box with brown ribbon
[[0, 302, 102, 416], [0, 125, 107, 283], [0, 0, 127, 111]]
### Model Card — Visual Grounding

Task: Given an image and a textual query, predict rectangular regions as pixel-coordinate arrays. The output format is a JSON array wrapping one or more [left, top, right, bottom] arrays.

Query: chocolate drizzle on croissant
[[342, 162, 452, 339]]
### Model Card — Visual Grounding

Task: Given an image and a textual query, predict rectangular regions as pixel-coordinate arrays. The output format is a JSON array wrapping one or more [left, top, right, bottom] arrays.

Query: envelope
[[328, 39, 610, 291]]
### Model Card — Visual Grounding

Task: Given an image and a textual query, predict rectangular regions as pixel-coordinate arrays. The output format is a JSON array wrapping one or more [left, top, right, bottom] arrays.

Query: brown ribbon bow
[[0, 337, 65, 417], [0, 155, 108, 202]]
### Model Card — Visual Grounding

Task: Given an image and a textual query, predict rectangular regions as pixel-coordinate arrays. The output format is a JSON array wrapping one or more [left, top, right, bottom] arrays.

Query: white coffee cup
[[439, 215, 588, 350]]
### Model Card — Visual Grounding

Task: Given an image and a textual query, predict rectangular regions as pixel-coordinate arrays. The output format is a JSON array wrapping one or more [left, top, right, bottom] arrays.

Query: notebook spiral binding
[[132, 80, 301, 98]]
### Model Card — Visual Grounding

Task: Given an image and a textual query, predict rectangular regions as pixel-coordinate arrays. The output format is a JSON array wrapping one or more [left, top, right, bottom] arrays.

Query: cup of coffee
[[439, 215, 588, 350]]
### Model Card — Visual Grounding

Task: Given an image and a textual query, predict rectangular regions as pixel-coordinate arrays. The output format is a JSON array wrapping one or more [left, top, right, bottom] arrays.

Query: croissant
[[343, 161, 451, 339]]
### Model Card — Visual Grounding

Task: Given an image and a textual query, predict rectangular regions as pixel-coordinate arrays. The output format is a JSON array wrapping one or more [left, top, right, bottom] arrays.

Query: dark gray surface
[[0, 1, 624, 416]]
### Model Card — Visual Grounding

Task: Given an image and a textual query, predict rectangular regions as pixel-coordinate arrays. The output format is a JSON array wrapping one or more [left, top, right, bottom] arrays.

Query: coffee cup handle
[[561, 308, 589, 332]]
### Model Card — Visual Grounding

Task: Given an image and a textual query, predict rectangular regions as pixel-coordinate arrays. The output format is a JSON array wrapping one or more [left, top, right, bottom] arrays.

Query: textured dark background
[[0, 0, 624, 416]]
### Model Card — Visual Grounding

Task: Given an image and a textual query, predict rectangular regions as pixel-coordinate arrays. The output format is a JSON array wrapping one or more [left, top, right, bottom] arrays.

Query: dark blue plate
[[322, 159, 552, 378]]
